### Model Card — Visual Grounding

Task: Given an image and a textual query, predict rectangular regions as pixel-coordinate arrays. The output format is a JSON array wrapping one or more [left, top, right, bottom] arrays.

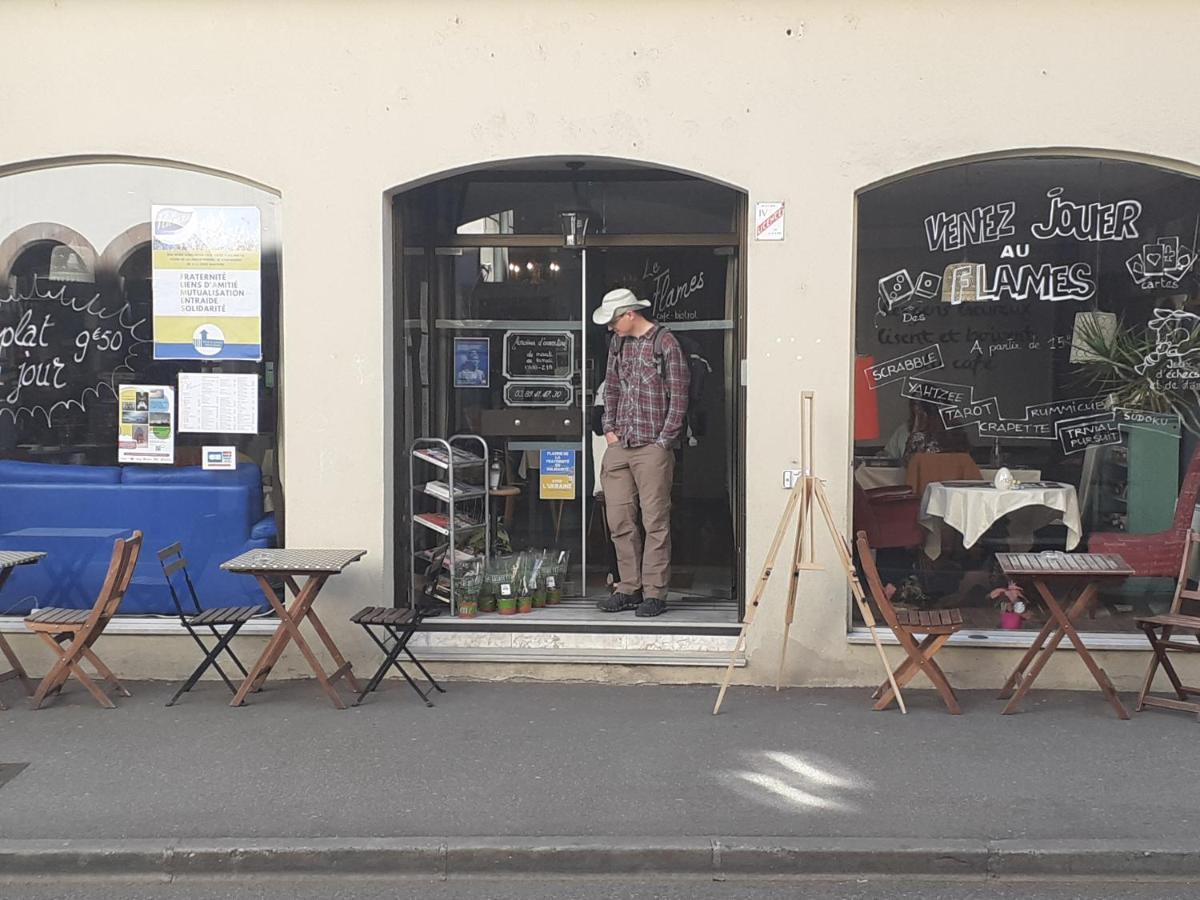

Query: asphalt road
[[3, 876, 1197, 899], [3, 681, 1197, 843]]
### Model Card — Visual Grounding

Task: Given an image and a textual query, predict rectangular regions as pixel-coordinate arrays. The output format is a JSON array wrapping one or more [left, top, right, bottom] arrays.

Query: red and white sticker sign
[[754, 201, 785, 241]]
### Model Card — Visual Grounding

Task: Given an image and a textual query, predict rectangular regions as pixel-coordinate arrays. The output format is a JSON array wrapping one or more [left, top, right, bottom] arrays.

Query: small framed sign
[[454, 337, 490, 388], [503, 331, 574, 381], [503, 382, 574, 407], [202, 445, 237, 470]]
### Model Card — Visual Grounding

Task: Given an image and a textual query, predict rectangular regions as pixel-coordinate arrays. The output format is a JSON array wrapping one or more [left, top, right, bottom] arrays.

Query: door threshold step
[[409, 629, 742, 665], [418, 601, 741, 635]]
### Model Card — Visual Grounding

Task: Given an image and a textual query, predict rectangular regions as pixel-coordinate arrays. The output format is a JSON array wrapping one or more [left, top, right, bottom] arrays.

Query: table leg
[[282, 575, 361, 693], [1001, 580, 1082, 715], [0, 569, 34, 708], [302, 608, 362, 693], [997, 612, 1060, 700], [230, 575, 296, 706], [1040, 582, 1129, 719], [1002, 580, 1128, 718]]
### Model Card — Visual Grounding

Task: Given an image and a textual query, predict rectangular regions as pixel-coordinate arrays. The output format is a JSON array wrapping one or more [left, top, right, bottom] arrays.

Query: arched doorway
[[391, 158, 746, 628]]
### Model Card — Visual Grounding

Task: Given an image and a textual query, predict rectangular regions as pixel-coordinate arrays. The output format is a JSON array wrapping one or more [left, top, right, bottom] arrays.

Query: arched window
[[853, 154, 1200, 635], [0, 160, 283, 618]]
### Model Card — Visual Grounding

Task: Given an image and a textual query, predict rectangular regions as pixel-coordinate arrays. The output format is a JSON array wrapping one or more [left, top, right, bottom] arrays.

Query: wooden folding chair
[[157, 542, 259, 707], [1135, 530, 1200, 718], [23, 531, 143, 710], [855, 530, 964, 714]]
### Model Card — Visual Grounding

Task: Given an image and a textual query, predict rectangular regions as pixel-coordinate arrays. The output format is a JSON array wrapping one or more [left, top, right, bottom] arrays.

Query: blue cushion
[[121, 463, 261, 487], [0, 460, 120, 484], [250, 514, 278, 541]]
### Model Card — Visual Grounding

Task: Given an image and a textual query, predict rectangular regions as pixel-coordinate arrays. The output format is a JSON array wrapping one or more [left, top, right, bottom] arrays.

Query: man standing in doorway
[[593, 287, 690, 617]]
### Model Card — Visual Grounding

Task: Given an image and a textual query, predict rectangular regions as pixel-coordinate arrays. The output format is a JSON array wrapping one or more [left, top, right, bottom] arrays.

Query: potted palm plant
[[1072, 310, 1200, 434]]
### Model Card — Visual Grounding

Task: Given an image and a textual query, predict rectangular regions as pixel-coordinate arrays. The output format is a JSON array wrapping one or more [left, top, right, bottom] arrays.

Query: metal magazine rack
[[409, 434, 490, 614]]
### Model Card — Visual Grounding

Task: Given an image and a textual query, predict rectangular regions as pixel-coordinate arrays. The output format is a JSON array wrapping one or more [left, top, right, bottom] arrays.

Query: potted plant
[[990, 579, 1028, 630], [493, 554, 518, 615], [454, 560, 483, 619], [530, 551, 548, 609], [515, 552, 534, 614], [1072, 311, 1200, 434], [545, 550, 568, 605]]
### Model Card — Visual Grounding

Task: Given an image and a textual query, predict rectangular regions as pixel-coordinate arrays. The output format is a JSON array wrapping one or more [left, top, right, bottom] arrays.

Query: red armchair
[[853, 482, 923, 550], [1088, 447, 1200, 576]]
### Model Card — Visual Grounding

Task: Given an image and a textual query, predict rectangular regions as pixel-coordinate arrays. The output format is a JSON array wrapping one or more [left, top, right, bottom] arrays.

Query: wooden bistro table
[[221, 548, 366, 709], [0, 550, 45, 709], [996, 551, 1134, 719]]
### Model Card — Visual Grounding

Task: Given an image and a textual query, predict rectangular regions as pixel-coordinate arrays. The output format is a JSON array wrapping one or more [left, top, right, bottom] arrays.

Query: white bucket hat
[[592, 287, 651, 326]]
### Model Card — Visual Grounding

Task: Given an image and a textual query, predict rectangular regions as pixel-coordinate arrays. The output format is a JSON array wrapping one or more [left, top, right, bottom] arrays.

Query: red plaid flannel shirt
[[602, 325, 691, 449]]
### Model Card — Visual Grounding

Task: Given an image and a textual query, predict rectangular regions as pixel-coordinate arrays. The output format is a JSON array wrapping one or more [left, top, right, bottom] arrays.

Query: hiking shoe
[[597, 590, 642, 613], [635, 595, 667, 617]]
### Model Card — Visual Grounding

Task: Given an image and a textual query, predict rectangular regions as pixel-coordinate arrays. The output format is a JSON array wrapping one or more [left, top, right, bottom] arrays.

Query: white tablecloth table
[[918, 481, 1082, 560], [855, 465, 1041, 491]]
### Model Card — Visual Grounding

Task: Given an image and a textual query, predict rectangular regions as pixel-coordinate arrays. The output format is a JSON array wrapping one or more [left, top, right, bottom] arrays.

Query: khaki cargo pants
[[600, 443, 674, 599]]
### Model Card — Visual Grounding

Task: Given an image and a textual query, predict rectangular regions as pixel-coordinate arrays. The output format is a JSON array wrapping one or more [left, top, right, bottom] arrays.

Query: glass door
[[425, 244, 588, 598], [582, 247, 738, 601], [394, 162, 744, 612]]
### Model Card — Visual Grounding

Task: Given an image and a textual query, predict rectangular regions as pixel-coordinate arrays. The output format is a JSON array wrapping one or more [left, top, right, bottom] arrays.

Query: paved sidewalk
[[0, 680, 1197, 876]]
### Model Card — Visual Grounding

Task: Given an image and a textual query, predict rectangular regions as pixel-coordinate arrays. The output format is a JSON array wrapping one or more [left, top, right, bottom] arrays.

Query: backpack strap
[[652, 326, 670, 380], [614, 326, 670, 382]]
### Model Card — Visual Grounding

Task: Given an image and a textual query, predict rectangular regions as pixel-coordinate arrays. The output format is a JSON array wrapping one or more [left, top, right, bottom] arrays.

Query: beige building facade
[[2, 0, 1198, 696]]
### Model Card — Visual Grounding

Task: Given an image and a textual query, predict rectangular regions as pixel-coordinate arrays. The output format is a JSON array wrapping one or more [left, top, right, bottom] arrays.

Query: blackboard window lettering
[[0, 309, 54, 352], [924, 201, 1016, 252], [1029, 187, 1141, 242]]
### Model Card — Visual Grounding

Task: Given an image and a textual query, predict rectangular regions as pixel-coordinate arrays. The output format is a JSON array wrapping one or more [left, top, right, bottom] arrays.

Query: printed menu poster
[[117, 384, 175, 464], [152, 205, 262, 361], [539, 449, 576, 500], [178, 372, 259, 434]]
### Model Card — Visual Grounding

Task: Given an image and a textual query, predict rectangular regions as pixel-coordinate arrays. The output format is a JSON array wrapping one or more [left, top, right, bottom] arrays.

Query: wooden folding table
[[0, 550, 45, 709], [996, 551, 1133, 718], [222, 548, 366, 709]]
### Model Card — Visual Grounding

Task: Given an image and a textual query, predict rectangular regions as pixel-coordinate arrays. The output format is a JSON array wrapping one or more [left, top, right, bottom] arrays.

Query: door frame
[[390, 199, 748, 618]]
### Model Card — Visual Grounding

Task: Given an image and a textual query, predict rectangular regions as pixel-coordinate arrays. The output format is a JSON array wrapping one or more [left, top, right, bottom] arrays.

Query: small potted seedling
[[548, 550, 568, 604], [990, 580, 1028, 630], [455, 560, 483, 619], [515, 552, 534, 614], [531, 551, 548, 609], [495, 554, 518, 615]]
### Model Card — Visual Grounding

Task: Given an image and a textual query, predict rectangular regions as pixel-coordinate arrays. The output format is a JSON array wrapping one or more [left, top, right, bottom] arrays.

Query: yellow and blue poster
[[539, 449, 576, 500], [151, 205, 262, 360]]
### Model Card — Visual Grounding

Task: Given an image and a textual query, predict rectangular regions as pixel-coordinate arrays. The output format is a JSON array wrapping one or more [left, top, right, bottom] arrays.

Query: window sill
[[0, 615, 279, 636], [848, 626, 1149, 651]]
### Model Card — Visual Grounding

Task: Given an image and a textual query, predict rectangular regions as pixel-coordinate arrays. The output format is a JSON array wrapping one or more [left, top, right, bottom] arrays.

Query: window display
[[854, 156, 1200, 634], [0, 161, 282, 617]]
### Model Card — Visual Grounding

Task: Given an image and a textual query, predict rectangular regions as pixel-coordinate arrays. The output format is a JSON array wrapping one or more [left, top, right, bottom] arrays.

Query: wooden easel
[[713, 391, 906, 714]]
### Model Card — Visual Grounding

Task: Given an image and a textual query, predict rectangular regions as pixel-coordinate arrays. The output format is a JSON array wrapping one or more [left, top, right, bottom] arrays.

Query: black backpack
[[603, 326, 712, 445]]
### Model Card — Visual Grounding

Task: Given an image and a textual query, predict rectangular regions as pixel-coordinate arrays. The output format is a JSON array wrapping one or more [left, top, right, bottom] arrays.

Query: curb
[[2, 837, 1200, 879]]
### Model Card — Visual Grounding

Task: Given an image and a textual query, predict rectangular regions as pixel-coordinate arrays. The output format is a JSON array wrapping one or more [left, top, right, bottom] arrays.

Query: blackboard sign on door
[[503, 331, 574, 381], [503, 381, 574, 407]]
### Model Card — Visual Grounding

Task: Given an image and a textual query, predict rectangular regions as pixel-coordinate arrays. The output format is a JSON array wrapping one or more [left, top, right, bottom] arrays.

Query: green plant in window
[[465, 519, 510, 556], [1072, 312, 1200, 434]]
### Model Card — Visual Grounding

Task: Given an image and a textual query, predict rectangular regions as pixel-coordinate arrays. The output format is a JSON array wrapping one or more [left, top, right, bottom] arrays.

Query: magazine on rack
[[414, 511, 481, 534], [413, 446, 485, 468], [423, 480, 483, 501]]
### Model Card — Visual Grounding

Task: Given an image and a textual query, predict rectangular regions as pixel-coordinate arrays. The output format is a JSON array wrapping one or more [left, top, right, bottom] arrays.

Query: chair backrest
[[82, 530, 143, 632], [905, 452, 982, 498], [854, 530, 904, 633], [1168, 530, 1200, 616], [853, 482, 922, 549], [157, 542, 203, 619], [1171, 446, 1200, 532]]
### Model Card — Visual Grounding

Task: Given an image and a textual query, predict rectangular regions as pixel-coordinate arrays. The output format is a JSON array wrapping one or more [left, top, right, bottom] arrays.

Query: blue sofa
[[0, 460, 277, 616]]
